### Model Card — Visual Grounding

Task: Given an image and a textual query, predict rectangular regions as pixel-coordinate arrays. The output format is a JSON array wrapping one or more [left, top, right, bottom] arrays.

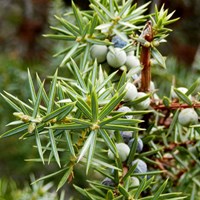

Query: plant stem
[[140, 21, 153, 92], [151, 101, 200, 110]]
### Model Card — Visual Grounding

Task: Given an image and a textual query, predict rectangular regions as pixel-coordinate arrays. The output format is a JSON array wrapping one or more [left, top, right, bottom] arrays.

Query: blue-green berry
[[133, 92, 151, 110], [130, 176, 140, 187], [178, 108, 198, 127], [125, 55, 140, 70], [124, 82, 138, 102], [101, 177, 115, 187], [112, 35, 127, 48], [107, 48, 127, 68], [117, 106, 132, 119], [90, 44, 108, 63], [120, 131, 133, 144], [132, 159, 147, 173], [108, 143, 130, 162], [128, 138, 143, 152]]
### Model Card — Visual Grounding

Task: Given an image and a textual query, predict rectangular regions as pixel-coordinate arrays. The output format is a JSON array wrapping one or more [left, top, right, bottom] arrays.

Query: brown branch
[[140, 20, 153, 92], [151, 101, 200, 111]]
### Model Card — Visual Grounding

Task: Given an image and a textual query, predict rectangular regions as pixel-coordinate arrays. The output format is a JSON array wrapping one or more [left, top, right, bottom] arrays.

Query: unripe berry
[[133, 92, 151, 110], [128, 137, 143, 152], [107, 48, 127, 68], [111, 35, 127, 48], [108, 143, 130, 162], [117, 106, 133, 119], [124, 82, 138, 102], [131, 159, 147, 173], [90, 44, 108, 63], [178, 108, 198, 127], [120, 131, 133, 144], [130, 176, 140, 187], [101, 177, 115, 187], [125, 55, 140, 70], [171, 87, 191, 99]]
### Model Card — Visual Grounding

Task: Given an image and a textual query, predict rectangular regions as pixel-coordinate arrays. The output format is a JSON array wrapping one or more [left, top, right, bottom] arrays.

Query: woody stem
[[140, 46, 151, 92], [139, 21, 153, 92]]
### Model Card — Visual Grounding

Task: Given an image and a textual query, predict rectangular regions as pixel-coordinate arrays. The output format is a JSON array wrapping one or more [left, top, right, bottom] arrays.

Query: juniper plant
[[1, 0, 200, 199]]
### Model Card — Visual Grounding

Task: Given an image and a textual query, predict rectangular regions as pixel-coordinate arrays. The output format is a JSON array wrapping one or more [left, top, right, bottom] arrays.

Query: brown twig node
[[140, 20, 153, 92]]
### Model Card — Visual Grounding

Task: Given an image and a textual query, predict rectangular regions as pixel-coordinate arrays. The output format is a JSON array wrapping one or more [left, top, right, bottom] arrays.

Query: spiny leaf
[[72, 1, 84, 33], [152, 47, 166, 69], [86, 131, 97, 174], [99, 91, 125, 120], [89, 14, 98, 35], [36, 73, 49, 106], [186, 78, 200, 96], [99, 113, 125, 127], [65, 130, 76, 158], [116, 70, 127, 91], [28, 69, 36, 104], [57, 167, 73, 191], [48, 128, 61, 167], [60, 42, 79, 67], [47, 70, 58, 114], [102, 124, 142, 131], [50, 123, 90, 130], [106, 190, 114, 200], [152, 179, 168, 200], [43, 34, 76, 40], [77, 132, 95, 162], [127, 133, 138, 165], [32, 81, 44, 118], [174, 88, 192, 105], [2, 91, 33, 113], [70, 58, 88, 92], [1, 93, 22, 113], [76, 97, 93, 120], [118, 0, 133, 17], [35, 128, 45, 164], [118, 185, 129, 198], [91, 88, 99, 122], [91, 0, 114, 20], [98, 129, 117, 157], [134, 176, 147, 198], [54, 15, 79, 36], [42, 103, 74, 122], [0, 124, 28, 138], [31, 167, 68, 184]]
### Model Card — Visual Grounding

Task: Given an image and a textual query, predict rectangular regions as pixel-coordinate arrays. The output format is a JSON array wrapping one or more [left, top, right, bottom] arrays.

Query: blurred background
[[0, 0, 200, 198]]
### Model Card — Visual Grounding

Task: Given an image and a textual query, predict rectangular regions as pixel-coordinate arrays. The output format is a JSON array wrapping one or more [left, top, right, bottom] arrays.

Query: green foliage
[[0, 176, 64, 200], [1, 0, 200, 199]]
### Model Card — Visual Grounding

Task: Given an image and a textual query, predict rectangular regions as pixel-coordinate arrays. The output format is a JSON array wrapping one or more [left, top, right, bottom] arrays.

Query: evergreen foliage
[[1, 0, 200, 199]]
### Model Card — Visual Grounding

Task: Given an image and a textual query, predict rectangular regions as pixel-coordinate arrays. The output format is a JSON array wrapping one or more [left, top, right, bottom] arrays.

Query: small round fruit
[[124, 82, 138, 102], [117, 106, 133, 119], [108, 143, 130, 162], [131, 159, 147, 173], [133, 92, 150, 110], [178, 108, 198, 127], [90, 44, 108, 63], [120, 131, 133, 144], [125, 55, 140, 70], [101, 177, 115, 187], [128, 137, 143, 152], [171, 87, 191, 99], [130, 176, 140, 187], [107, 48, 127, 68], [112, 35, 127, 48]]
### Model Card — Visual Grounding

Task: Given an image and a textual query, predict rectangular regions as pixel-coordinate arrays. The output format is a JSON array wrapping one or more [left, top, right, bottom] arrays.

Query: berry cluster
[[90, 34, 200, 191], [90, 35, 150, 188], [90, 35, 140, 70]]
